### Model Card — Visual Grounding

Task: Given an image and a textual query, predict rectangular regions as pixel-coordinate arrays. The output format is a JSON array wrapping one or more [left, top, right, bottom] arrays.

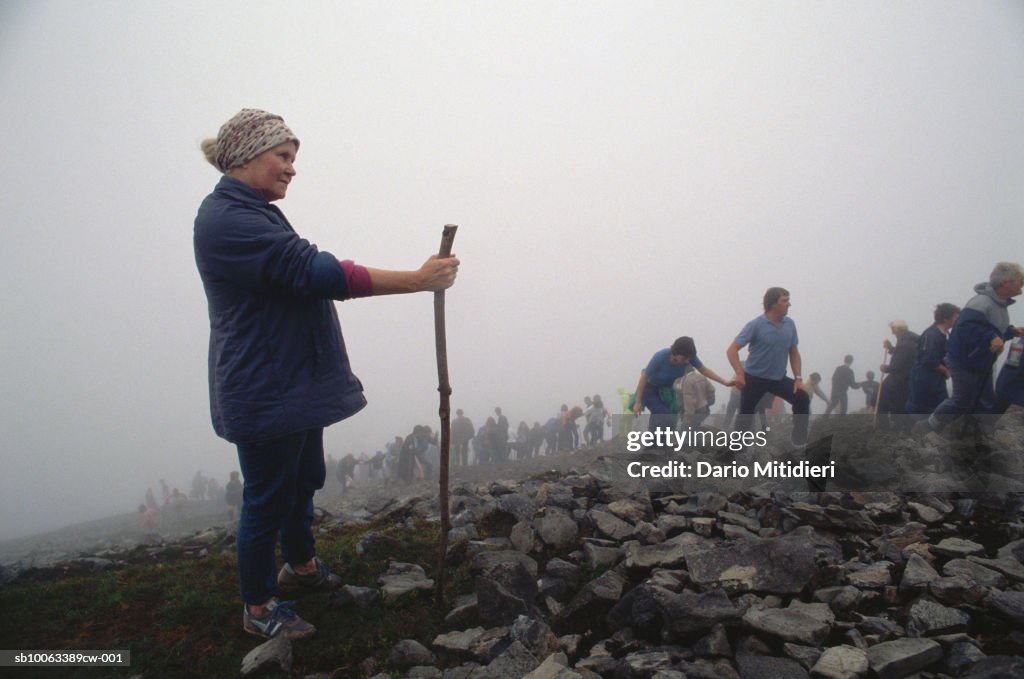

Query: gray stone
[[647, 568, 688, 592], [606, 583, 675, 639], [356, 530, 403, 556], [719, 510, 762, 534], [963, 655, 1024, 678], [906, 598, 970, 637], [476, 559, 540, 625], [692, 517, 717, 537], [810, 645, 868, 679], [684, 534, 818, 594], [907, 501, 946, 524], [694, 623, 732, 657], [846, 561, 893, 589], [661, 588, 742, 641], [743, 605, 831, 646], [941, 640, 986, 677], [465, 625, 512, 663], [389, 639, 435, 669], [984, 589, 1024, 625], [554, 569, 628, 634], [445, 594, 479, 627], [655, 514, 691, 537], [813, 586, 862, 614], [328, 584, 379, 609], [634, 520, 666, 545], [620, 651, 674, 676], [929, 575, 988, 606], [467, 640, 541, 679], [470, 549, 539, 579], [865, 637, 942, 678], [735, 653, 810, 679], [433, 627, 486, 654], [967, 554, 1024, 582], [522, 652, 581, 679], [535, 513, 578, 548], [899, 553, 940, 593], [240, 635, 292, 677], [943, 558, 1008, 588], [379, 561, 435, 598], [511, 521, 536, 553], [607, 498, 652, 524], [582, 541, 621, 570], [783, 643, 822, 670], [510, 616, 559, 659], [623, 539, 689, 574], [589, 510, 635, 541], [930, 537, 985, 558]]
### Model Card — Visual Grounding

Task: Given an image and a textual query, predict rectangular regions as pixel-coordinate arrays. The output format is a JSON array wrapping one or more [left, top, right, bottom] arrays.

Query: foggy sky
[[1, 1, 1022, 542]]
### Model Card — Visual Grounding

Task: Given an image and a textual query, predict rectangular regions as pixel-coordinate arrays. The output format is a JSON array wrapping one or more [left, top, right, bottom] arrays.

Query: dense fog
[[1, 1, 1022, 541]]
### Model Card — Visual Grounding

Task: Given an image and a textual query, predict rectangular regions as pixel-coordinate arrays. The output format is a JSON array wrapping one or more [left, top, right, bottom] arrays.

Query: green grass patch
[[0, 518, 473, 678]]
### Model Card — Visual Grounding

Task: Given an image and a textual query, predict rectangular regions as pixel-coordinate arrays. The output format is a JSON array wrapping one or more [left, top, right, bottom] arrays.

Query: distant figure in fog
[[584, 395, 610, 444], [542, 416, 560, 455], [492, 408, 510, 462], [225, 471, 243, 522], [336, 454, 357, 494], [145, 487, 158, 512], [859, 371, 880, 412], [823, 355, 858, 416], [800, 372, 831, 413], [207, 477, 222, 504], [451, 409, 474, 467], [906, 303, 959, 418], [138, 504, 158, 532], [877, 320, 919, 429], [528, 422, 544, 458], [191, 470, 208, 502], [474, 418, 496, 465]]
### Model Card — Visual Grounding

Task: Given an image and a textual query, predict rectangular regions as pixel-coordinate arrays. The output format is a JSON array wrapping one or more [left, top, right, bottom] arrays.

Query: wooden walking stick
[[434, 224, 457, 603]]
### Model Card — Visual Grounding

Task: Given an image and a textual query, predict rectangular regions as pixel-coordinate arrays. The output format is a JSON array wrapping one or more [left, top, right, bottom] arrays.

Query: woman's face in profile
[[233, 141, 298, 202]]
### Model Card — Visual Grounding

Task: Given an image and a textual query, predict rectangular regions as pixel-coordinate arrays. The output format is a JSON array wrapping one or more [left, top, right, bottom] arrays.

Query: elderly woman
[[194, 109, 458, 640]]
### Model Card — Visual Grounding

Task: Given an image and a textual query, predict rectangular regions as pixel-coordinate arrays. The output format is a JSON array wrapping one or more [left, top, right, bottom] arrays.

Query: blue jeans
[[236, 428, 326, 605]]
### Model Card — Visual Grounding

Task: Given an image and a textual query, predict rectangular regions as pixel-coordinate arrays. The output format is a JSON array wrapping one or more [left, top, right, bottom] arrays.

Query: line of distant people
[[320, 398, 614, 492], [139, 470, 244, 532]]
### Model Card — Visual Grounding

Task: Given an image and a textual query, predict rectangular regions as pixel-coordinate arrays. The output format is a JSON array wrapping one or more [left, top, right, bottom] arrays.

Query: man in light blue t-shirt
[[726, 287, 811, 446]]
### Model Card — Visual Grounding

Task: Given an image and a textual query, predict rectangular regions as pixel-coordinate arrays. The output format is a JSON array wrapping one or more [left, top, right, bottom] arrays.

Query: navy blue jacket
[[194, 176, 366, 443], [945, 283, 1016, 373]]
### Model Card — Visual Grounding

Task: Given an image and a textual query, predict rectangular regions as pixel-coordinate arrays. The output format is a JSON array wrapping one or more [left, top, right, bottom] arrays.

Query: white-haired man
[[927, 262, 1024, 428]]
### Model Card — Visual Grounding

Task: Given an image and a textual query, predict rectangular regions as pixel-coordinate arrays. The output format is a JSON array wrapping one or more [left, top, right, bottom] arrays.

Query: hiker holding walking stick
[[194, 109, 459, 640], [921, 262, 1023, 433]]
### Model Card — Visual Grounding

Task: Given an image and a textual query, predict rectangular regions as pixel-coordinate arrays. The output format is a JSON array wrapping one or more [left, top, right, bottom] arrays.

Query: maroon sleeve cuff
[[338, 259, 373, 298]]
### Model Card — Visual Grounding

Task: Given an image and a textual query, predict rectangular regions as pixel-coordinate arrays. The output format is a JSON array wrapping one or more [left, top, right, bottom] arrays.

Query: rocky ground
[[6, 410, 1024, 678]]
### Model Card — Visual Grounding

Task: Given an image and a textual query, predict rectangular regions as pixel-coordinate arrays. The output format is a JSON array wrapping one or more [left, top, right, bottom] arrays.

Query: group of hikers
[[138, 470, 244, 532], [324, 399, 615, 490], [630, 262, 1024, 447]]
